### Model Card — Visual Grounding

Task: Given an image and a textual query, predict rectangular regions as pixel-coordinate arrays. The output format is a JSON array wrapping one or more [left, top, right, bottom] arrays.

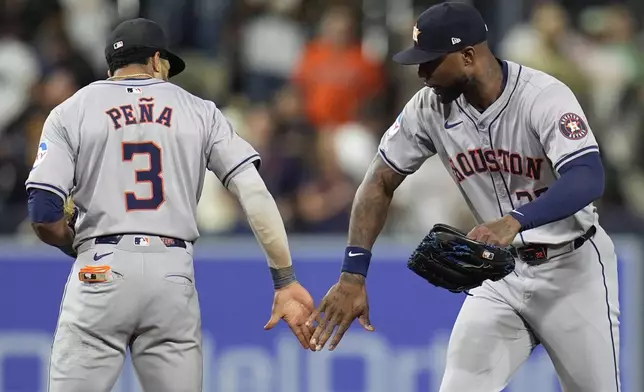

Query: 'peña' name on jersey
[[105, 97, 173, 130]]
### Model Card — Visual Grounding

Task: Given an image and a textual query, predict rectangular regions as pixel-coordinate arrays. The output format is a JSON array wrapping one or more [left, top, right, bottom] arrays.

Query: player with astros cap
[[308, 3, 621, 392], [26, 18, 316, 392]]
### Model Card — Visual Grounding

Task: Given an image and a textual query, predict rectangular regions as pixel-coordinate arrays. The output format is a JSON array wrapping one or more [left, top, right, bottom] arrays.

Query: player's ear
[[152, 51, 162, 73], [107, 69, 112, 78], [461, 47, 475, 66]]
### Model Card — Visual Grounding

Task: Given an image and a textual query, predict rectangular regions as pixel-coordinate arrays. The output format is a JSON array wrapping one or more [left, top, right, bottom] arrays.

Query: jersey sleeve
[[25, 109, 76, 201], [531, 83, 599, 173], [206, 104, 261, 187], [378, 89, 436, 175]]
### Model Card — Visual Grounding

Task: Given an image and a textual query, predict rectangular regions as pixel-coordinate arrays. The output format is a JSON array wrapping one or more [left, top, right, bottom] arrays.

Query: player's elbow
[[240, 184, 273, 215], [27, 188, 70, 245], [581, 160, 605, 203], [31, 221, 69, 247], [590, 171, 605, 202], [559, 152, 605, 203], [366, 154, 407, 198], [31, 222, 53, 240], [228, 165, 273, 210]]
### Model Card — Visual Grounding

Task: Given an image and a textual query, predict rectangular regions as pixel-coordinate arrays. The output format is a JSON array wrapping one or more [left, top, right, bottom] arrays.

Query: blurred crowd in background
[[1, 0, 644, 241]]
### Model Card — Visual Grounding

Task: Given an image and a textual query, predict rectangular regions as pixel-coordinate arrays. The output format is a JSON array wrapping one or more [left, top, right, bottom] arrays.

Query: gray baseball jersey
[[27, 78, 260, 392], [379, 61, 598, 247], [380, 61, 620, 391], [25, 78, 260, 246]]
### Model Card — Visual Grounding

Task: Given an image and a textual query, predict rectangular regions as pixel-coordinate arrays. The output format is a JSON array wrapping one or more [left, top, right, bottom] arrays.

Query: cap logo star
[[413, 24, 421, 43]]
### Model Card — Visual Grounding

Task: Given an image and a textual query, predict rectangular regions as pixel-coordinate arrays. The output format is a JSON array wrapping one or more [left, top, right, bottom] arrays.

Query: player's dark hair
[[107, 47, 159, 75]]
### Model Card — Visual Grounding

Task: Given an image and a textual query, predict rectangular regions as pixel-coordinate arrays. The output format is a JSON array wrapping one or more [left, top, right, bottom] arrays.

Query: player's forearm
[[228, 167, 296, 289], [510, 153, 604, 231], [347, 178, 394, 250], [247, 199, 293, 270], [342, 155, 405, 280], [31, 221, 74, 247]]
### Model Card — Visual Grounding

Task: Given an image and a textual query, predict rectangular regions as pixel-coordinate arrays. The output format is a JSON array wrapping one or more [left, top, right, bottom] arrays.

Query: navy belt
[[510, 225, 597, 263], [94, 235, 188, 249]]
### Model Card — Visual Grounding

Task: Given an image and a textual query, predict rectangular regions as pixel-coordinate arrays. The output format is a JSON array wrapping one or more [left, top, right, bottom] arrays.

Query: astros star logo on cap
[[394, 3, 488, 65]]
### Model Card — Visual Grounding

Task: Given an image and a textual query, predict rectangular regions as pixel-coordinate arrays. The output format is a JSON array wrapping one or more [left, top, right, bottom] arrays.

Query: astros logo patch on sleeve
[[387, 112, 402, 139], [558, 113, 588, 140], [32, 140, 48, 168]]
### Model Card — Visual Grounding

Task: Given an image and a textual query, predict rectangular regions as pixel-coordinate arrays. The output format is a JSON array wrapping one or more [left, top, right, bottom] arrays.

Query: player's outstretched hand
[[305, 272, 375, 352], [264, 282, 316, 350], [467, 215, 522, 247]]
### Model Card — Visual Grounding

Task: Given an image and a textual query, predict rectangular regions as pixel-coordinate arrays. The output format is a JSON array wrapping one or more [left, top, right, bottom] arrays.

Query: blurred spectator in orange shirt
[[293, 5, 385, 130]]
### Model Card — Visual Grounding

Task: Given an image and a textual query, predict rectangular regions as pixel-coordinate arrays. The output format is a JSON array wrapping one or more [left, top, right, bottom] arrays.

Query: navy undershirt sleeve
[[510, 152, 604, 231], [27, 188, 65, 223]]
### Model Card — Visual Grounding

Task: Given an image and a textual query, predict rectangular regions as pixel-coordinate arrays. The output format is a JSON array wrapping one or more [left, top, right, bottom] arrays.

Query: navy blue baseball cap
[[105, 18, 185, 77], [393, 2, 488, 65]]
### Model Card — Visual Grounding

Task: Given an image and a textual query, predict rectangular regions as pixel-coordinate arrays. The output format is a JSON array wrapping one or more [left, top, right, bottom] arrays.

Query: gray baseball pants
[[47, 234, 202, 392]]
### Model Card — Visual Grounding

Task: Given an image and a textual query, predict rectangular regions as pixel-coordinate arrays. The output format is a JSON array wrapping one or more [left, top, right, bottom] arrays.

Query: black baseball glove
[[407, 223, 515, 293]]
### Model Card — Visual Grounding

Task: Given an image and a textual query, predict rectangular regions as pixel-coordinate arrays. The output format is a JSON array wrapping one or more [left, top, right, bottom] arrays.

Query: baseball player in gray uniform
[[307, 3, 620, 392], [25, 18, 316, 392]]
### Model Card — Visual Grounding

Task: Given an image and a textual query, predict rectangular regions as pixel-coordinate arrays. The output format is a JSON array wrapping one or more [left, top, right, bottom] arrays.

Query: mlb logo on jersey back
[[134, 236, 150, 246], [127, 87, 143, 94], [558, 112, 588, 140], [32, 140, 48, 169]]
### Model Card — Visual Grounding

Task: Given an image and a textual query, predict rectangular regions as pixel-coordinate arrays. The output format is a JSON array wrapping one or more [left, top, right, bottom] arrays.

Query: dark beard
[[432, 75, 471, 104]]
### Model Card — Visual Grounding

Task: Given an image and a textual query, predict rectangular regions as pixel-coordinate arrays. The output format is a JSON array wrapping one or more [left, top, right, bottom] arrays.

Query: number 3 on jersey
[[122, 142, 164, 211]]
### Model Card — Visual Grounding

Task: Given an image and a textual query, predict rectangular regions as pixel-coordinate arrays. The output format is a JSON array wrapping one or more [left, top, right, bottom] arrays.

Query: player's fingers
[[287, 322, 309, 349], [305, 309, 320, 329], [466, 226, 481, 240], [475, 231, 491, 243], [310, 307, 331, 348], [358, 311, 375, 331], [315, 313, 341, 351], [487, 237, 502, 246], [483, 234, 501, 246], [300, 324, 314, 351], [281, 305, 314, 350], [305, 300, 325, 329], [328, 319, 352, 351], [264, 313, 281, 330]]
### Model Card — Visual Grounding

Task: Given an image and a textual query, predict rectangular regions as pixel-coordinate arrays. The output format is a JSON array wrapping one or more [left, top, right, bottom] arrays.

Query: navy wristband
[[341, 246, 372, 277]]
